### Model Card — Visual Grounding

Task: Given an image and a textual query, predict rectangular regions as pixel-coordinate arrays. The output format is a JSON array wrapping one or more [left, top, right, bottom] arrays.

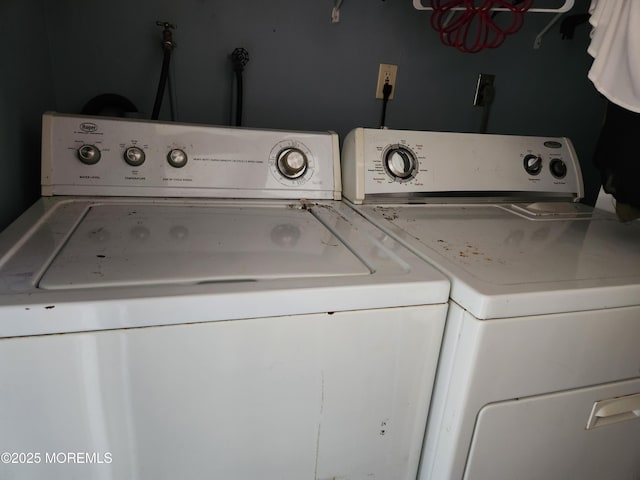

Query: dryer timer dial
[[523, 154, 542, 176], [384, 145, 418, 181]]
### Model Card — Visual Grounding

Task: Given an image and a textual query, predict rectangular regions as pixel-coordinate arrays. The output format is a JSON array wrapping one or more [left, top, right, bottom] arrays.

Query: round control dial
[[384, 145, 418, 181], [77, 144, 101, 165], [124, 146, 145, 167], [549, 158, 567, 179], [269, 140, 314, 186], [523, 154, 542, 176], [276, 148, 308, 179], [167, 148, 187, 168]]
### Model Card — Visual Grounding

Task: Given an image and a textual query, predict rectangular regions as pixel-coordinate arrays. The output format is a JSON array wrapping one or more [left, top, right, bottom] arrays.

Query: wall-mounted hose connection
[[151, 21, 176, 120], [230, 48, 249, 127]]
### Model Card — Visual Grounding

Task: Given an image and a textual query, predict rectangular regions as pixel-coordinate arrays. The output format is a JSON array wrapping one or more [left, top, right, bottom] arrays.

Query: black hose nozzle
[[231, 48, 250, 73], [230, 48, 249, 127]]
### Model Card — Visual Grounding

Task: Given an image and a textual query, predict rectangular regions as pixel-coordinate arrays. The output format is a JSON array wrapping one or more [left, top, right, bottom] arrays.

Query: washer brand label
[[80, 122, 98, 133]]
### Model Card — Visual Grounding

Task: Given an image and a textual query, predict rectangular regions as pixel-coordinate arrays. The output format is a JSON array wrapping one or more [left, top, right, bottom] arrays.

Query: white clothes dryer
[[0, 114, 450, 480], [341, 128, 640, 480]]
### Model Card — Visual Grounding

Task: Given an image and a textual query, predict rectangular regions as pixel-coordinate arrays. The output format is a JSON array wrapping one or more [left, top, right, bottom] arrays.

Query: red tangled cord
[[430, 0, 533, 53]]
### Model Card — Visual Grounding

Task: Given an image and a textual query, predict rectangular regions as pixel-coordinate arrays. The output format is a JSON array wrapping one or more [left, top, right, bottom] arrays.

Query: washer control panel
[[42, 112, 340, 199], [341, 128, 583, 204]]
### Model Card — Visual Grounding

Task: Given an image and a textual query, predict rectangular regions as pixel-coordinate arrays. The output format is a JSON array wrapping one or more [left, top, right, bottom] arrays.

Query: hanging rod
[[414, 0, 575, 48], [413, 0, 575, 13]]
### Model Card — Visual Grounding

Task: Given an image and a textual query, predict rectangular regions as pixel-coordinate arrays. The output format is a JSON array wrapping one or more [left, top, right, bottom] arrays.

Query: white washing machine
[[0, 113, 450, 480], [341, 128, 640, 480]]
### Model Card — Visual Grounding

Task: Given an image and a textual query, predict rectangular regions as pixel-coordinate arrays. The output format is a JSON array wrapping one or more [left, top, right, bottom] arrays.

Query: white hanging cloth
[[587, 0, 640, 113]]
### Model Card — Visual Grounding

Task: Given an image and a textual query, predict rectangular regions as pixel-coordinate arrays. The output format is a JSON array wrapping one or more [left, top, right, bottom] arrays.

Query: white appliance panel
[[0, 197, 449, 338], [0, 305, 446, 480], [1, 116, 452, 480], [340, 127, 640, 480], [39, 203, 369, 289], [42, 113, 341, 199], [341, 128, 582, 204], [421, 303, 640, 480], [464, 379, 640, 480], [357, 203, 640, 318]]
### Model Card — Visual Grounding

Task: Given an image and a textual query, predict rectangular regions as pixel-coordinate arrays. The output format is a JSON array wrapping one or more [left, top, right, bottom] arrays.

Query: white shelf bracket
[[413, 0, 574, 13], [413, 0, 576, 49], [332, 0, 344, 23], [533, 11, 565, 49]]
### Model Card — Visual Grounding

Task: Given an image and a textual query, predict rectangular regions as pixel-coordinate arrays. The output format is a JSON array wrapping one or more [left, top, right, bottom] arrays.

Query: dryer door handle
[[586, 392, 640, 430]]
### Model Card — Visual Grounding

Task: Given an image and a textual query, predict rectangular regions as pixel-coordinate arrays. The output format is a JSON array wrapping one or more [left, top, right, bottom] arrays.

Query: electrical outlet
[[474, 73, 495, 106], [376, 64, 398, 100]]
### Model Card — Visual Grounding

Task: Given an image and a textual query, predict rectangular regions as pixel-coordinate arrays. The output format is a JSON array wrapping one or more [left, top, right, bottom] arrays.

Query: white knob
[[523, 154, 542, 175], [77, 144, 101, 165], [385, 147, 417, 180], [167, 148, 187, 168], [124, 146, 145, 167], [277, 148, 308, 179]]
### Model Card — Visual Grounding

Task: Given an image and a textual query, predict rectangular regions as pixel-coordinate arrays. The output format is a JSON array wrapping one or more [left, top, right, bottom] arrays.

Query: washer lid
[[0, 198, 450, 337], [39, 204, 369, 289], [358, 203, 640, 318]]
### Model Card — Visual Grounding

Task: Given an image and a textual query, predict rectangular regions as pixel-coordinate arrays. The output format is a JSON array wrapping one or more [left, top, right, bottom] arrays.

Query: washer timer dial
[[277, 147, 308, 179], [269, 140, 314, 185], [383, 145, 418, 181]]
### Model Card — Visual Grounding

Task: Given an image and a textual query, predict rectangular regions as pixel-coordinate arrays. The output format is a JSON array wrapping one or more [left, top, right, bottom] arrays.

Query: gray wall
[[2, 0, 604, 231], [0, 0, 56, 230]]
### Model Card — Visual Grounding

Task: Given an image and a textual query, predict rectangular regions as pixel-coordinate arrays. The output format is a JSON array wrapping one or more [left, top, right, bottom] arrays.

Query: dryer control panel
[[41, 112, 341, 200], [341, 128, 583, 204]]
